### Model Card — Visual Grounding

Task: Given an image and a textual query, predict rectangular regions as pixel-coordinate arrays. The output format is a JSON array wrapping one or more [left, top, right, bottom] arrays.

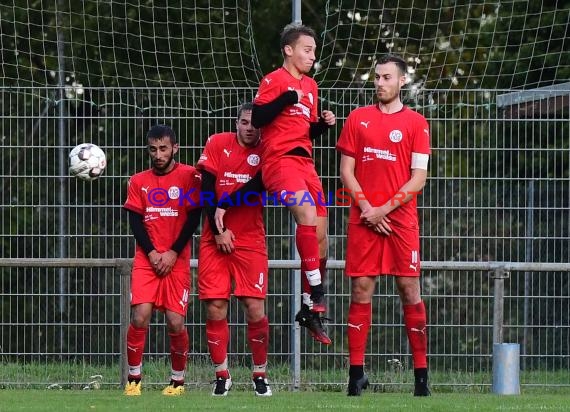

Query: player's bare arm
[[212, 208, 235, 254], [214, 207, 226, 234], [339, 154, 371, 211], [339, 154, 393, 234], [360, 168, 428, 232]]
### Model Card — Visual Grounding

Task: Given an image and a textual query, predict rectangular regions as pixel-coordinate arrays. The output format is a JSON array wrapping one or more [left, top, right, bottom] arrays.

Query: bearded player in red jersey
[[336, 54, 431, 396], [196, 103, 272, 397], [123, 125, 202, 396], [252, 23, 335, 345]]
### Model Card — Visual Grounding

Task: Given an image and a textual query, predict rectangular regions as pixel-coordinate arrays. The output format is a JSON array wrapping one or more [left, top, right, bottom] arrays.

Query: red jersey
[[336, 105, 431, 228], [254, 67, 319, 159], [196, 132, 265, 248], [123, 162, 202, 270]]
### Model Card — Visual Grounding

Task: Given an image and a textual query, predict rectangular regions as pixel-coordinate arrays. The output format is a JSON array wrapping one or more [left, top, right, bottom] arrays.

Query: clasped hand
[[360, 205, 392, 235], [148, 249, 178, 277]]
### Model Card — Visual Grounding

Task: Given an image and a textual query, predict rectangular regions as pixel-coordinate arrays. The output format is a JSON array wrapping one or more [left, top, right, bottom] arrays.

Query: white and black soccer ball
[[69, 143, 107, 181]]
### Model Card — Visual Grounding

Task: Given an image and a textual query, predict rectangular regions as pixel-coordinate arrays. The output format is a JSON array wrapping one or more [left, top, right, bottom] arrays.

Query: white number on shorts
[[411, 250, 418, 264]]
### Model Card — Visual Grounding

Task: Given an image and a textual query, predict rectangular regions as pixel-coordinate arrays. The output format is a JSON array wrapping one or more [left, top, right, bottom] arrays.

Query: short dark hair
[[146, 124, 176, 144], [377, 54, 407, 76], [237, 102, 254, 120], [280, 23, 317, 51]]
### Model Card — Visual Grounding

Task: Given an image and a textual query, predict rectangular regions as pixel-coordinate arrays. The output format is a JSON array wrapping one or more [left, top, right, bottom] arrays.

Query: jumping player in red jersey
[[123, 125, 202, 396], [336, 54, 432, 396], [252, 23, 335, 345], [196, 103, 272, 397]]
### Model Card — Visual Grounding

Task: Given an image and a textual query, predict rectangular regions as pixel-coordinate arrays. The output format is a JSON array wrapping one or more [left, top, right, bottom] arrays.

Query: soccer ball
[[69, 143, 107, 181]]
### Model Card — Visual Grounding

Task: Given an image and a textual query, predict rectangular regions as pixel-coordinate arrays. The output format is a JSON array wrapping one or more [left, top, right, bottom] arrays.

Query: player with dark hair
[[197, 103, 272, 396], [123, 124, 202, 396], [336, 54, 431, 396], [252, 23, 335, 345]]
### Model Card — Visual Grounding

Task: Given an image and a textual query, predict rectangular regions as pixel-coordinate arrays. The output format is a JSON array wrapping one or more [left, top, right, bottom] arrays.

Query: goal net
[[1, 1, 567, 90]]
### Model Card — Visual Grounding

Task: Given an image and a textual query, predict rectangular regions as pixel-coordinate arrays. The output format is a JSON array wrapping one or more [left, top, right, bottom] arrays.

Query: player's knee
[[130, 308, 151, 328], [163, 312, 186, 333], [290, 205, 317, 225], [167, 320, 185, 333], [130, 317, 149, 329], [399, 289, 421, 306], [205, 299, 228, 320], [350, 278, 375, 303], [396, 279, 421, 305], [242, 298, 265, 322]]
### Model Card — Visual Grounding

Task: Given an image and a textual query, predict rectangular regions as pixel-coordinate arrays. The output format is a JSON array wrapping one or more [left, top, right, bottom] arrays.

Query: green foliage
[[1, 1, 568, 88]]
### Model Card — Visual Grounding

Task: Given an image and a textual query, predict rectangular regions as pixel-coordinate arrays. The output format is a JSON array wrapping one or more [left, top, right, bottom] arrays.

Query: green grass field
[[1, 390, 569, 412], [1, 361, 569, 410]]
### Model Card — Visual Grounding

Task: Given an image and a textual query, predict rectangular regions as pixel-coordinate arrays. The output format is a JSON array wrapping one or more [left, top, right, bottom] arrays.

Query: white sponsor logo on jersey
[[223, 171, 251, 183], [363, 146, 396, 162], [360, 121, 370, 128]]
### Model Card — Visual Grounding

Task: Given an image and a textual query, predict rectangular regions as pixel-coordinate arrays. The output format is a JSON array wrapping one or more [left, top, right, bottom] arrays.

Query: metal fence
[[0, 87, 569, 390]]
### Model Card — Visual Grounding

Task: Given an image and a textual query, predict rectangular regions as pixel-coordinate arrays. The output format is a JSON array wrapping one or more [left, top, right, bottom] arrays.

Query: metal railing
[[1, 258, 568, 389]]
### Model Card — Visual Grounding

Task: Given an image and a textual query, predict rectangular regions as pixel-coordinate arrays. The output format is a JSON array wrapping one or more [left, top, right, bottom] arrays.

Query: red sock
[[248, 316, 269, 377], [169, 329, 189, 380], [347, 302, 372, 366], [126, 324, 147, 379], [403, 301, 428, 369], [206, 319, 229, 366], [296, 224, 321, 285]]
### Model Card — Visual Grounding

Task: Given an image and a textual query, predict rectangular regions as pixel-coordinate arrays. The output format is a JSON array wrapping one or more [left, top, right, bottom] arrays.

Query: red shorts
[[198, 242, 269, 300], [262, 156, 327, 217], [345, 223, 421, 277], [130, 265, 191, 316]]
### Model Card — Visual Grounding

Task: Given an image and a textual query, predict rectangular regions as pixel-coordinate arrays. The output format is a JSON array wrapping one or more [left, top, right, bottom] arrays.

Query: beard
[[152, 155, 174, 173], [377, 89, 399, 105]]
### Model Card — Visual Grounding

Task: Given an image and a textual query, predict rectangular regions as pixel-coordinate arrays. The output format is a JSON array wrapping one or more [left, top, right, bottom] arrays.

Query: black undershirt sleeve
[[252, 91, 298, 128], [170, 208, 202, 254], [128, 210, 155, 255], [200, 170, 223, 235], [217, 171, 264, 210], [310, 117, 330, 140]]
